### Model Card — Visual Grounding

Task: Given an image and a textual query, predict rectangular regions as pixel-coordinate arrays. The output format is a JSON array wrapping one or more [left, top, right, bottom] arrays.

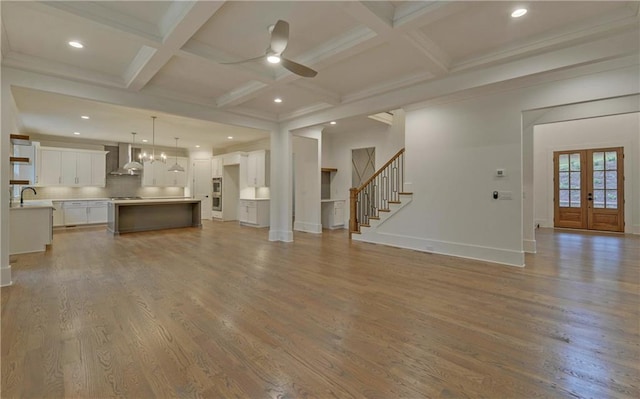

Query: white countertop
[[239, 198, 270, 201], [9, 200, 54, 210], [321, 199, 346, 203], [109, 198, 201, 205]]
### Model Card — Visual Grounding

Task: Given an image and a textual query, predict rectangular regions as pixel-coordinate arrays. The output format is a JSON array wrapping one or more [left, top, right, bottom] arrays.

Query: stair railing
[[350, 148, 405, 236]]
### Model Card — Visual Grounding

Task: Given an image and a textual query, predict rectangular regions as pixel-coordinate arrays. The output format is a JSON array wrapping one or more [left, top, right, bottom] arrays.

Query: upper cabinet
[[142, 157, 188, 187], [246, 150, 269, 187], [38, 147, 106, 187], [212, 156, 223, 177]]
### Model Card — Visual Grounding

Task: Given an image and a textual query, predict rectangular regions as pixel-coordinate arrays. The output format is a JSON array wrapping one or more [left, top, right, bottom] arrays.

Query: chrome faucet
[[20, 187, 37, 205]]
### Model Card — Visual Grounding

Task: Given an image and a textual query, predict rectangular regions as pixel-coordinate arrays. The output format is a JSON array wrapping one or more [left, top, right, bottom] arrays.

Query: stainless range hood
[[108, 143, 141, 176]]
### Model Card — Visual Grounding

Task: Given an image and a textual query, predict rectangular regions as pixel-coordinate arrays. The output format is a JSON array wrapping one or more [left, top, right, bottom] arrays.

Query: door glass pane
[[570, 153, 580, 171], [605, 151, 617, 170], [593, 171, 605, 189], [570, 190, 581, 208], [570, 172, 580, 189], [606, 190, 618, 209], [593, 152, 604, 171], [593, 190, 605, 208], [559, 172, 569, 189], [605, 171, 617, 189], [559, 190, 569, 207], [559, 154, 569, 172]]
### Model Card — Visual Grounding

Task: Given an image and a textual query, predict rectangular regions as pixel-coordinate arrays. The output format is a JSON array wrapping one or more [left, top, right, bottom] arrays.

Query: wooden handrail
[[354, 148, 405, 194], [350, 148, 406, 236]]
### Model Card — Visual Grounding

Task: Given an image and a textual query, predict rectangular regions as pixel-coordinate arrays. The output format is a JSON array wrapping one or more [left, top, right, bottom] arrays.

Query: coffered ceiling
[[1, 1, 638, 149]]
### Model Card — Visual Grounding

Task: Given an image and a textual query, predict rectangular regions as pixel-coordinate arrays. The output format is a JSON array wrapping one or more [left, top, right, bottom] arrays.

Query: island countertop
[[108, 198, 201, 205]]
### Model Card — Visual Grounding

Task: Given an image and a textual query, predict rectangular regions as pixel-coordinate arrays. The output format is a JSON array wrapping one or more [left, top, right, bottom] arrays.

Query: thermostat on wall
[[496, 168, 506, 177]]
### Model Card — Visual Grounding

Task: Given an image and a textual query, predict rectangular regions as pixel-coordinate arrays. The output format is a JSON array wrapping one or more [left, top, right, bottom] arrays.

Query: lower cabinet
[[52, 201, 65, 227], [239, 199, 269, 227], [61, 200, 108, 226], [63, 201, 88, 225], [321, 200, 345, 229]]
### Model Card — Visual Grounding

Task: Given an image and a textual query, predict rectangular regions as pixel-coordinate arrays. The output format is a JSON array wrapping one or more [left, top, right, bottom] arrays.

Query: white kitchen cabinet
[[52, 201, 64, 227], [239, 199, 269, 227], [246, 150, 269, 187], [212, 156, 223, 177], [39, 148, 62, 185], [166, 157, 188, 187], [321, 200, 345, 229], [87, 201, 108, 224], [63, 201, 88, 225], [39, 147, 106, 187], [143, 157, 188, 187]]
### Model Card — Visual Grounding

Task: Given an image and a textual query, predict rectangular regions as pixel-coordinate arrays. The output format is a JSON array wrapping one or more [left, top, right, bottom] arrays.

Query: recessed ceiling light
[[81, 115, 90, 119], [227, 136, 233, 140], [142, 139, 148, 143], [511, 8, 527, 18], [73, 132, 80, 135], [267, 55, 281, 64], [274, 98, 282, 103], [330, 121, 337, 125], [195, 145, 201, 148], [68, 41, 84, 49]]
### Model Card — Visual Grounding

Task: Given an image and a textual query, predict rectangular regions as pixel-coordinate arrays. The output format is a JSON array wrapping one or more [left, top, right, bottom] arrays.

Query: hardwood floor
[[2, 223, 638, 398]]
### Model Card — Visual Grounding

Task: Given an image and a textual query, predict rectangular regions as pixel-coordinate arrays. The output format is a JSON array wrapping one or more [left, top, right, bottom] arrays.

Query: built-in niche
[[352, 147, 375, 187]]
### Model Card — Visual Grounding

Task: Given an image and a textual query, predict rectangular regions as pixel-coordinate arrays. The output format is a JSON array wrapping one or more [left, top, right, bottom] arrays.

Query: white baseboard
[[523, 239, 536, 253], [294, 221, 322, 234], [269, 229, 293, 242], [0, 265, 12, 287], [631, 224, 640, 235], [354, 231, 525, 267]]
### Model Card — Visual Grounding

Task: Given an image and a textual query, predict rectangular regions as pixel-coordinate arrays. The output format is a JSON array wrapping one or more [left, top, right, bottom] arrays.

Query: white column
[[293, 128, 322, 234], [269, 127, 293, 242], [1, 81, 14, 286]]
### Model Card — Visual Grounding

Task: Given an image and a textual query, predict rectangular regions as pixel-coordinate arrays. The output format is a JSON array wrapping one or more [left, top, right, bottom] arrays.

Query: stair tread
[[378, 209, 390, 212], [369, 217, 380, 220], [389, 201, 401, 204], [399, 192, 413, 195]]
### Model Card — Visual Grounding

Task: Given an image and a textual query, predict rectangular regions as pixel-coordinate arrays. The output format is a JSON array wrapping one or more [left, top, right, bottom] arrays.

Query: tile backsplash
[[18, 175, 185, 200]]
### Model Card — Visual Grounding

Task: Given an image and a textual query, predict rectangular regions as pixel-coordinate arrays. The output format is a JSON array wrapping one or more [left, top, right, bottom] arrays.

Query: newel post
[[349, 187, 358, 238]]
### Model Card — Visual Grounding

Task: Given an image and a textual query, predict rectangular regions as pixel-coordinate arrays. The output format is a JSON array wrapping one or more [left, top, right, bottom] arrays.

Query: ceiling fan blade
[[281, 57, 317, 78], [270, 20, 289, 54], [220, 54, 266, 65]]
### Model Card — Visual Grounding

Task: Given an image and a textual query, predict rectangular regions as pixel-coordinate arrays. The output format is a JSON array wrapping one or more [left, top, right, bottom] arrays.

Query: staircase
[[349, 148, 412, 238]]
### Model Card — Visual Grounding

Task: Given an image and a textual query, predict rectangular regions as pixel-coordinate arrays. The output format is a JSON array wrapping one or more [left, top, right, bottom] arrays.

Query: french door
[[554, 147, 624, 232]]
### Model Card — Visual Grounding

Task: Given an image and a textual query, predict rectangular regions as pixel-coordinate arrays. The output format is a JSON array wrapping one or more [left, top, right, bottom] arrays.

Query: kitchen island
[[9, 200, 54, 254], [107, 198, 201, 235]]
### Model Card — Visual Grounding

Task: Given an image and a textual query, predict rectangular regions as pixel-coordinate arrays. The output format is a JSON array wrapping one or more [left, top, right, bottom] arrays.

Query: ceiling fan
[[222, 20, 317, 78]]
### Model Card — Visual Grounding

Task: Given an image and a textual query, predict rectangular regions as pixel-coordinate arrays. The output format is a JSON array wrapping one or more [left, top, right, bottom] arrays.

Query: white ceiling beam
[[291, 81, 341, 105], [3, 67, 277, 132], [3, 51, 126, 88], [125, 1, 226, 91], [29, 1, 161, 45], [283, 30, 640, 131], [341, 1, 450, 75], [215, 26, 379, 109]]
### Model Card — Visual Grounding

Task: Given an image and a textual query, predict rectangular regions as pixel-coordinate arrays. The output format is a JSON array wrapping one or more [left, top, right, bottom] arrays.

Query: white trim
[[0, 265, 12, 287], [353, 231, 525, 267], [293, 222, 322, 234], [632, 224, 640, 235], [269, 229, 293, 242], [523, 239, 537, 254]]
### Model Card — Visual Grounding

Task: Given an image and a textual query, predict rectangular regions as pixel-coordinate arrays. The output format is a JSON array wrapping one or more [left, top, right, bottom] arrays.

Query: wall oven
[[212, 178, 222, 211]]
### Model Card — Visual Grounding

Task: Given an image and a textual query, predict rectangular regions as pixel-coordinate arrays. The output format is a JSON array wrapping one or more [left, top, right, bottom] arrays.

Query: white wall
[[322, 110, 405, 225], [534, 113, 639, 233], [370, 65, 639, 267], [293, 134, 321, 234]]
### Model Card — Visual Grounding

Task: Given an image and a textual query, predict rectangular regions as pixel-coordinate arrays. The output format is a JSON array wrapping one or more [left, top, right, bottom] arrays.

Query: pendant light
[[168, 137, 185, 172], [123, 132, 143, 170], [140, 116, 166, 163]]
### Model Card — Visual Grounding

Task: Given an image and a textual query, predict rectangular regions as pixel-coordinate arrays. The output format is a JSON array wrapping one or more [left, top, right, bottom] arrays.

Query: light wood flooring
[[2, 223, 639, 398]]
